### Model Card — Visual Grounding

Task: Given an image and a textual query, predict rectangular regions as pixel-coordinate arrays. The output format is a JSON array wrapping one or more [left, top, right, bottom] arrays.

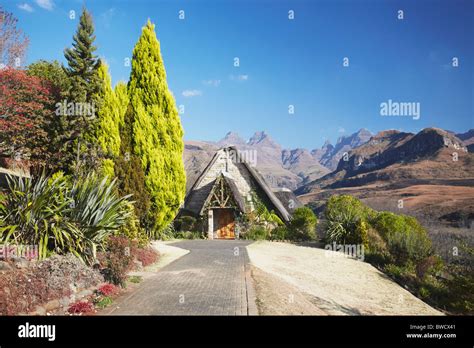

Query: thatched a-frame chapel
[[179, 146, 302, 239]]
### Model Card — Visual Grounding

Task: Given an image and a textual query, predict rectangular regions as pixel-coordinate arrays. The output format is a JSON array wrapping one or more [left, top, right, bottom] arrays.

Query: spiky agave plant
[[0, 173, 132, 263], [0, 174, 81, 259], [68, 174, 132, 262]]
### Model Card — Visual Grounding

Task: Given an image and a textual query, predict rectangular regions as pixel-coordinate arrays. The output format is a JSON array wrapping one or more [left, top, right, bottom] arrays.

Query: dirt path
[[247, 241, 443, 315]]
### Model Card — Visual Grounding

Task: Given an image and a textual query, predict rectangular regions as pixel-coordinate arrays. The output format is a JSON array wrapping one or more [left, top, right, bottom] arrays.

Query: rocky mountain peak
[[217, 131, 246, 146], [248, 131, 279, 148]]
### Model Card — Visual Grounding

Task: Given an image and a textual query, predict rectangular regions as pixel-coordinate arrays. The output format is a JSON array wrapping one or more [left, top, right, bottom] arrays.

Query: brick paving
[[105, 240, 255, 315]]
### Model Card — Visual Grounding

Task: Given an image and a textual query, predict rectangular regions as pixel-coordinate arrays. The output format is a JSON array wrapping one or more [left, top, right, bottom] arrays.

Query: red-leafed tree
[[0, 67, 54, 172]]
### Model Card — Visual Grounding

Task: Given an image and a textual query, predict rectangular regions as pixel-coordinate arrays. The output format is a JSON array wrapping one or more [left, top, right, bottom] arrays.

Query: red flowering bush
[[133, 247, 159, 267], [98, 236, 134, 286], [97, 283, 119, 296], [67, 300, 94, 314], [0, 254, 103, 315]]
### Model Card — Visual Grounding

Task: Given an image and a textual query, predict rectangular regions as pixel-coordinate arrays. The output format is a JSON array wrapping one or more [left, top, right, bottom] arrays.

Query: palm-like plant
[[0, 173, 132, 263], [69, 175, 132, 260], [0, 174, 81, 258]]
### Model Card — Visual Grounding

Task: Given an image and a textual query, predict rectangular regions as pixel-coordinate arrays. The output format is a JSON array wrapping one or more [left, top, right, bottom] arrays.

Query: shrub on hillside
[[324, 195, 372, 245], [174, 216, 197, 232], [365, 226, 391, 265], [270, 226, 287, 241], [97, 283, 119, 296], [98, 236, 134, 286], [67, 300, 94, 314], [241, 226, 269, 240], [287, 207, 317, 241], [151, 223, 176, 240], [133, 246, 159, 267], [371, 212, 433, 266], [0, 254, 103, 315], [116, 201, 149, 247]]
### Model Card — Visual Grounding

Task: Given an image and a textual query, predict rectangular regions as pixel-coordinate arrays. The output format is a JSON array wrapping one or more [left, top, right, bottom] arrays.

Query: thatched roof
[[273, 188, 303, 213], [182, 146, 292, 222]]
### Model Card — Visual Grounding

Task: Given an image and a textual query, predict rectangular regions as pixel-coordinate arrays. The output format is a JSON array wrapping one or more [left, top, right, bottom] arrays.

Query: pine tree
[[64, 7, 100, 103], [126, 20, 186, 231], [62, 7, 101, 174]]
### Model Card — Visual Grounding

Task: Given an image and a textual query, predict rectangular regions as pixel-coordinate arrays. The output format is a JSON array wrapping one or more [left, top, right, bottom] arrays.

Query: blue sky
[[4, 0, 474, 149]]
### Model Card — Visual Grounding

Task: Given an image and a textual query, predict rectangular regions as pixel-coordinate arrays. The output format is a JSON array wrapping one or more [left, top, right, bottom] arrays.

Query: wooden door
[[216, 209, 235, 239]]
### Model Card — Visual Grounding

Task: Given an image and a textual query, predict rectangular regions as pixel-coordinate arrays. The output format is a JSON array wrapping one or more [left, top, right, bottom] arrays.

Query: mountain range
[[184, 128, 474, 193], [296, 127, 473, 195]]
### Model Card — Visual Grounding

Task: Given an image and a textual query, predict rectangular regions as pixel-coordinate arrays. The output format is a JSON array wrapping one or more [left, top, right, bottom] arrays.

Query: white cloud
[[18, 3, 34, 12], [182, 89, 202, 97], [101, 8, 116, 28], [35, 0, 54, 11], [202, 79, 221, 87], [230, 74, 249, 81], [338, 127, 346, 133]]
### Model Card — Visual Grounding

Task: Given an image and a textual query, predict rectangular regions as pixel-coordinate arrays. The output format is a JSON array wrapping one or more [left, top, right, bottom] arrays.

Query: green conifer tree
[[64, 7, 100, 103], [63, 7, 101, 174], [115, 105, 152, 229], [92, 62, 122, 178], [126, 20, 186, 231]]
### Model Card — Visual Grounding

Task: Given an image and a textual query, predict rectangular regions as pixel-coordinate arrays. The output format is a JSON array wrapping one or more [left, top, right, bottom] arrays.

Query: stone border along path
[[103, 240, 257, 315]]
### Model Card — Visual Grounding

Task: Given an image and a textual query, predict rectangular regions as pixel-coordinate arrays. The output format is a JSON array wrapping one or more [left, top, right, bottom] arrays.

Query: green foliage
[[62, 7, 101, 174], [115, 105, 151, 229], [150, 223, 175, 240], [126, 20, 186, 232], [174, 216, 197, 232], [0, 173, 132, 263], [269, 226, 287, 241], [27, 60, 70, 98], [365, 226, 391, 265], [287, 207, 317, 241], [439, 240, 474, 313], [0, 173, 80, 259], [325, 195, 371, 245], [63, 7, 100, 103], [88, 62, 126, 179], [241, 225, 269, 240], [93, 62, 122, 159], [371, 212, 433, 266], [175, 231, 203, 240], [252, 193, 284, 226], [383, 262, 416, 282], [127, 275, 142, 284], [116, 201, 149, 247], [114, 81, 128, 126], [94, 295, 113, 309], [68, 174, 132, 260]]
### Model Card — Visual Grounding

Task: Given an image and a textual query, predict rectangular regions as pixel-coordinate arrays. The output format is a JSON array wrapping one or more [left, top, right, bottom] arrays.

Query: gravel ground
[[247, 241, 443, 315], [251, 265, 326, 315]]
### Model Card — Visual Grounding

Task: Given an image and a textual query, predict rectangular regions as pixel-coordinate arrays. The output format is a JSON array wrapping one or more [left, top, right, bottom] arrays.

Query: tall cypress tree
[[90, 62, 123, 178], [126, 20, 186, 231], [114, 81, 128, 127], [115, 104, 151, 228]]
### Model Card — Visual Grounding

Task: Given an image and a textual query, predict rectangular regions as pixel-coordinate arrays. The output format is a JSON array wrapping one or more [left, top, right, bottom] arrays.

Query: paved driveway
[[104, 240, 256, 315]]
